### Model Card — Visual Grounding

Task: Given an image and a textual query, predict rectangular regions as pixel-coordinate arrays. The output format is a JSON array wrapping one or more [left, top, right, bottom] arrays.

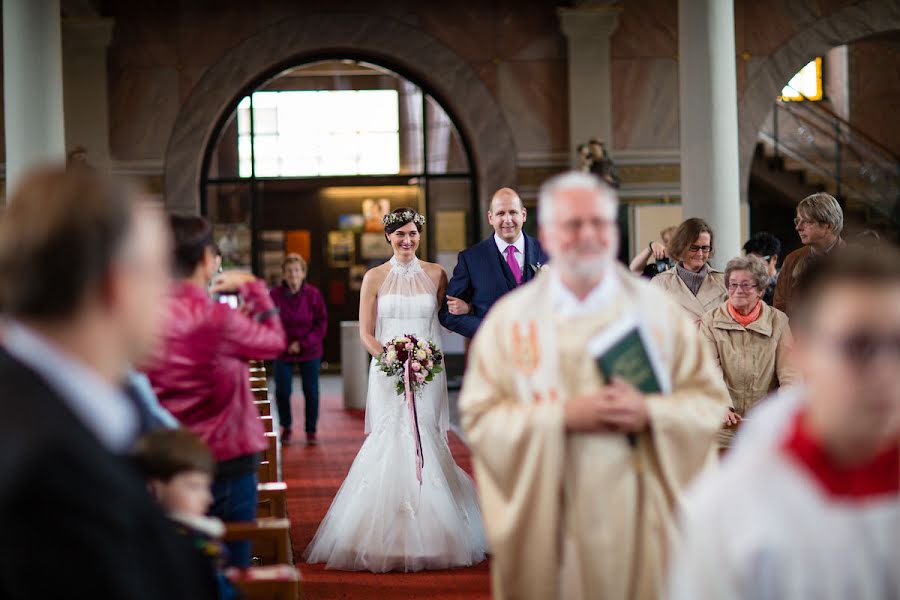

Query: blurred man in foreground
[[460, 171, 729, 599], [0, 167, 215, 599]]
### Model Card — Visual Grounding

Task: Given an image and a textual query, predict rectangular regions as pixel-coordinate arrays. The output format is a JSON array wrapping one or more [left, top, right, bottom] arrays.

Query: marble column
[[558, 6, 620, 167], [63, 18, 115, 171], [678, 0, 742, 267], [3, 0, 66, 196]]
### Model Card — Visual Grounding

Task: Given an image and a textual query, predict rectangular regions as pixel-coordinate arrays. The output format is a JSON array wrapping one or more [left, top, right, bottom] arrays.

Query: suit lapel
[[522, 235, 534, 283], [521, 234, 545, 283], [486, 238, 517, 291]]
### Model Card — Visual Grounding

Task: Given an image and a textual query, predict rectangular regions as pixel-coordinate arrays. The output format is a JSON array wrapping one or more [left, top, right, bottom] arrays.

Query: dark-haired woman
[[144, 215, 286, 568], [651, 217, 728, 324], [304, 207, 487, 573]]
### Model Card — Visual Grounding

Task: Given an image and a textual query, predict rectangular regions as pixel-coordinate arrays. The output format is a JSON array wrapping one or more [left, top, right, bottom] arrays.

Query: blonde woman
[[269, 254, 327, 444]]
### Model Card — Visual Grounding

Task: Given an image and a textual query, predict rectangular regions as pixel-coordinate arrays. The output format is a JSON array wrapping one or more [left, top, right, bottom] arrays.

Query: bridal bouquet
[[376, 335, 444, 396], [376, 334, 444, 485]]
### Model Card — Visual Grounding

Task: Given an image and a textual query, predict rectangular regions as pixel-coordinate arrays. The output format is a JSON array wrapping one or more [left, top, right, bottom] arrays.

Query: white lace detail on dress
[[365, 255, 447, 435]]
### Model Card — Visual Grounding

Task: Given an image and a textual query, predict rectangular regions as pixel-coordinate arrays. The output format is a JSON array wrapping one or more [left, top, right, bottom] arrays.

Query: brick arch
[[163, 12, 517, 217], [738, 0, 900, 195]]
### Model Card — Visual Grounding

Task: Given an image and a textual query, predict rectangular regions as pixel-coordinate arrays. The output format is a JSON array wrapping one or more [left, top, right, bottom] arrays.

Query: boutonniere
[[529, 262, 549, 275]]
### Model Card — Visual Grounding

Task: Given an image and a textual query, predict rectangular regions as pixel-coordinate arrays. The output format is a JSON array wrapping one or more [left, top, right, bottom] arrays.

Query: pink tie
[[506, 245, 522, 285]]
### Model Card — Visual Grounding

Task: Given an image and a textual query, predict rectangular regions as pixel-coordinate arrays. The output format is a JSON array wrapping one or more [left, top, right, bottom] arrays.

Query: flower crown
[[382, 210, 426, 228]]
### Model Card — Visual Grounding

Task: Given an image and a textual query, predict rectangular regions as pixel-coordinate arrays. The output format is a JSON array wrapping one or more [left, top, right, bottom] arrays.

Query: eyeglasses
[[688, 245, 712, 254], [557, 217, 615, 235], [794, 217, 817, 227], [727, 283, 758, 292], [820, 333, 900, 369]]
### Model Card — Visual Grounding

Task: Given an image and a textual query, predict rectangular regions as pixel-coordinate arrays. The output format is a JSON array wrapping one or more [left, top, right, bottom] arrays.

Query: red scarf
[[727, 299, 762, 328], [782, 410, 900, 500]]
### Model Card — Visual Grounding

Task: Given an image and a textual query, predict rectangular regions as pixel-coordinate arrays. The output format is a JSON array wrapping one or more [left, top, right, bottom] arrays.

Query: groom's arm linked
[[439, 250, 482, 339]]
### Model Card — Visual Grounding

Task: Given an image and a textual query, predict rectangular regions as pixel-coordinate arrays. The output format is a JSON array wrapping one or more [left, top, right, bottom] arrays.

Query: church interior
[[0, 0, 898, 599]]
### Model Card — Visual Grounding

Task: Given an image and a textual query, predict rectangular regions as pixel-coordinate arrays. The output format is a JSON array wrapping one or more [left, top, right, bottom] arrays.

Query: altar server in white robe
[[669, 245, 900, 600], [459, 171, 731, 600]]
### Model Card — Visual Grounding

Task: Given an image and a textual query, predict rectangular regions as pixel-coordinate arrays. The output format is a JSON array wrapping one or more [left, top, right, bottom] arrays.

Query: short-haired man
[[460, 172, 729, 599], [669, 245, 900, 600], [439, 187, 548, 338], [773, 192, 844, 315], [743, 231, 782, 305], [0, 167, 215, 599]]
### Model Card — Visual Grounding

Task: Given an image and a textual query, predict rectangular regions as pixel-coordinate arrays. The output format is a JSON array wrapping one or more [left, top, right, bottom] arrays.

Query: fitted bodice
[[374, 256, 439, 344], [365, 255, 449, 435]]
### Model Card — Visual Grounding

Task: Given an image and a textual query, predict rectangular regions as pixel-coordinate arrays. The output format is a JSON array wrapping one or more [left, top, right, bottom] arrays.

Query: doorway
[[202, 59, 478, 366]]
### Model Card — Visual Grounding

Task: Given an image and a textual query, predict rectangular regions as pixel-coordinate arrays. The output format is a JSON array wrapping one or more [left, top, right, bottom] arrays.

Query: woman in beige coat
[[699, 255, 799, 445], [651, 218, 727, 324]]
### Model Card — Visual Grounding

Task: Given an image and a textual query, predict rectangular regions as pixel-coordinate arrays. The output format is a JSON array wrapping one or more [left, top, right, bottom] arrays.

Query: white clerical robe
[[668, 388, 900, 600], [460, 266, 730, 600]]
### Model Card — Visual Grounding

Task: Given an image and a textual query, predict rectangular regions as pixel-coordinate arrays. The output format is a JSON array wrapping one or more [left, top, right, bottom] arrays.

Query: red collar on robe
[[782, 410, 899, 501]]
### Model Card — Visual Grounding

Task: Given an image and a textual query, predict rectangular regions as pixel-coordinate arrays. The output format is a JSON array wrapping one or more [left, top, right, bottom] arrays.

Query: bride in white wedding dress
[[303, 208, 487, 573]]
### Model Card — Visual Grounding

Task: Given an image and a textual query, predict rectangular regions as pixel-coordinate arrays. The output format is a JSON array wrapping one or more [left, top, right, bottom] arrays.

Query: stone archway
[[163, 12, 517, 219], [738, 0, 900, 196]]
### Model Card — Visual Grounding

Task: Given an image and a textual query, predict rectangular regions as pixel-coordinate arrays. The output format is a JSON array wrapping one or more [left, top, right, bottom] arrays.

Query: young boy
[[133, 429, 244, 600]]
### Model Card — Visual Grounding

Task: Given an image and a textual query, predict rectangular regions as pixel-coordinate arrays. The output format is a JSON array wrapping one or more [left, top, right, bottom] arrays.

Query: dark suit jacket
[[439, 234, 548, 338], [0, 350, 216, 600]]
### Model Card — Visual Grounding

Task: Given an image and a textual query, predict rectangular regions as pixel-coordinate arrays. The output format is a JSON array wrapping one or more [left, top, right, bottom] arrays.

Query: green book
[[594, 327, 662, 394]]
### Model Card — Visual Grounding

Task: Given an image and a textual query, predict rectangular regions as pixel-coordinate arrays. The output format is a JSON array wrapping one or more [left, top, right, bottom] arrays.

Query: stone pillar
[[3, 0, 66, 196], [678, 0, 742, 267], [62, 18, 115, 171], [558, 6, 620, 167]]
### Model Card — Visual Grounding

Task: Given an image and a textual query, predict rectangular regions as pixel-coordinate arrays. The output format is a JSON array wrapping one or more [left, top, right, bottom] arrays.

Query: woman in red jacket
[[145, 215, 286, 568]]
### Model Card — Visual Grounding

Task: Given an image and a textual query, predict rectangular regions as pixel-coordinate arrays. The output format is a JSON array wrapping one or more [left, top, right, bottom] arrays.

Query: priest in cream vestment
[[460, 172, 731, 600]]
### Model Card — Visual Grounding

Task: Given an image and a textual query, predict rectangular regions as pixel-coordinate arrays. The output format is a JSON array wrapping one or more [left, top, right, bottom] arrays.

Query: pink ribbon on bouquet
[[404, 358, 425, 485]]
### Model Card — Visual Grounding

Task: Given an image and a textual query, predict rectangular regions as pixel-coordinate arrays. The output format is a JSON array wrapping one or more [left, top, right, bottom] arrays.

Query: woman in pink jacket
[[145, 215, 285, 568]]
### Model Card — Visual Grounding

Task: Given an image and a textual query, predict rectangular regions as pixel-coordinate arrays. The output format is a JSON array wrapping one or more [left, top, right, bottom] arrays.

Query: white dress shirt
[[3, 321, 138, 452], [494, 233, 525, 271], [549, 268, 619, 318]]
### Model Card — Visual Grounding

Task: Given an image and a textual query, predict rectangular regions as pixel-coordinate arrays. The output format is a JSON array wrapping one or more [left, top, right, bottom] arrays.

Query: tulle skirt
[[303, 399, 488, 572]]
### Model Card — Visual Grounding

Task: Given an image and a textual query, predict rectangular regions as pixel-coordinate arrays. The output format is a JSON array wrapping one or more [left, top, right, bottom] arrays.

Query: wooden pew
[[258, 432, 280, 483], [230, 565, 301, 600], [259, 415, 275, 434], [257, 482, 288, 519], [223, 518, 293, 565]]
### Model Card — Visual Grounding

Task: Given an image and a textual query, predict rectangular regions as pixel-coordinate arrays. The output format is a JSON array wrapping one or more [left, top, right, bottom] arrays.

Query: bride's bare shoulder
[[362, 263, 390, 288], [419, 261, 447, 283]]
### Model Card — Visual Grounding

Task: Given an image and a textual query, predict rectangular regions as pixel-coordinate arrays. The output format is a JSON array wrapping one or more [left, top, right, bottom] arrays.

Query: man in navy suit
[[440, 188, 548, 338]]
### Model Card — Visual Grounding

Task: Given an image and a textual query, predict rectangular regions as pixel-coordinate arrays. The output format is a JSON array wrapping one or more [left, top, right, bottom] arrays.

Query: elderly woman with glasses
[[651, 218, 728, 324], [699, 255, 799, 446]]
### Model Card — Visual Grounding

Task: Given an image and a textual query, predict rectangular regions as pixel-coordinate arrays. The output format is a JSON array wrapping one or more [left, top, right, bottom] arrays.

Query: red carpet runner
[[282, 390, 492, 599]]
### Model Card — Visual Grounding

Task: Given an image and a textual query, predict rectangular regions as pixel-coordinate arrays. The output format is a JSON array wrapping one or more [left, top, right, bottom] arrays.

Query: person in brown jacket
[[773, 192, 845, 315], [700, 256, 799, 446], [651, 218, 728, 324]]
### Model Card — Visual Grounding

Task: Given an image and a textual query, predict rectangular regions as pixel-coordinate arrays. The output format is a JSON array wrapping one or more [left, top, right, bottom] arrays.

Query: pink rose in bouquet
[[375, 333, 444, 396]]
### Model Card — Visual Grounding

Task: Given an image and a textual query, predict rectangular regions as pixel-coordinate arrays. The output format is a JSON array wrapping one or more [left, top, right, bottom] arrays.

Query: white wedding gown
[[303, 256, 487, 572]]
